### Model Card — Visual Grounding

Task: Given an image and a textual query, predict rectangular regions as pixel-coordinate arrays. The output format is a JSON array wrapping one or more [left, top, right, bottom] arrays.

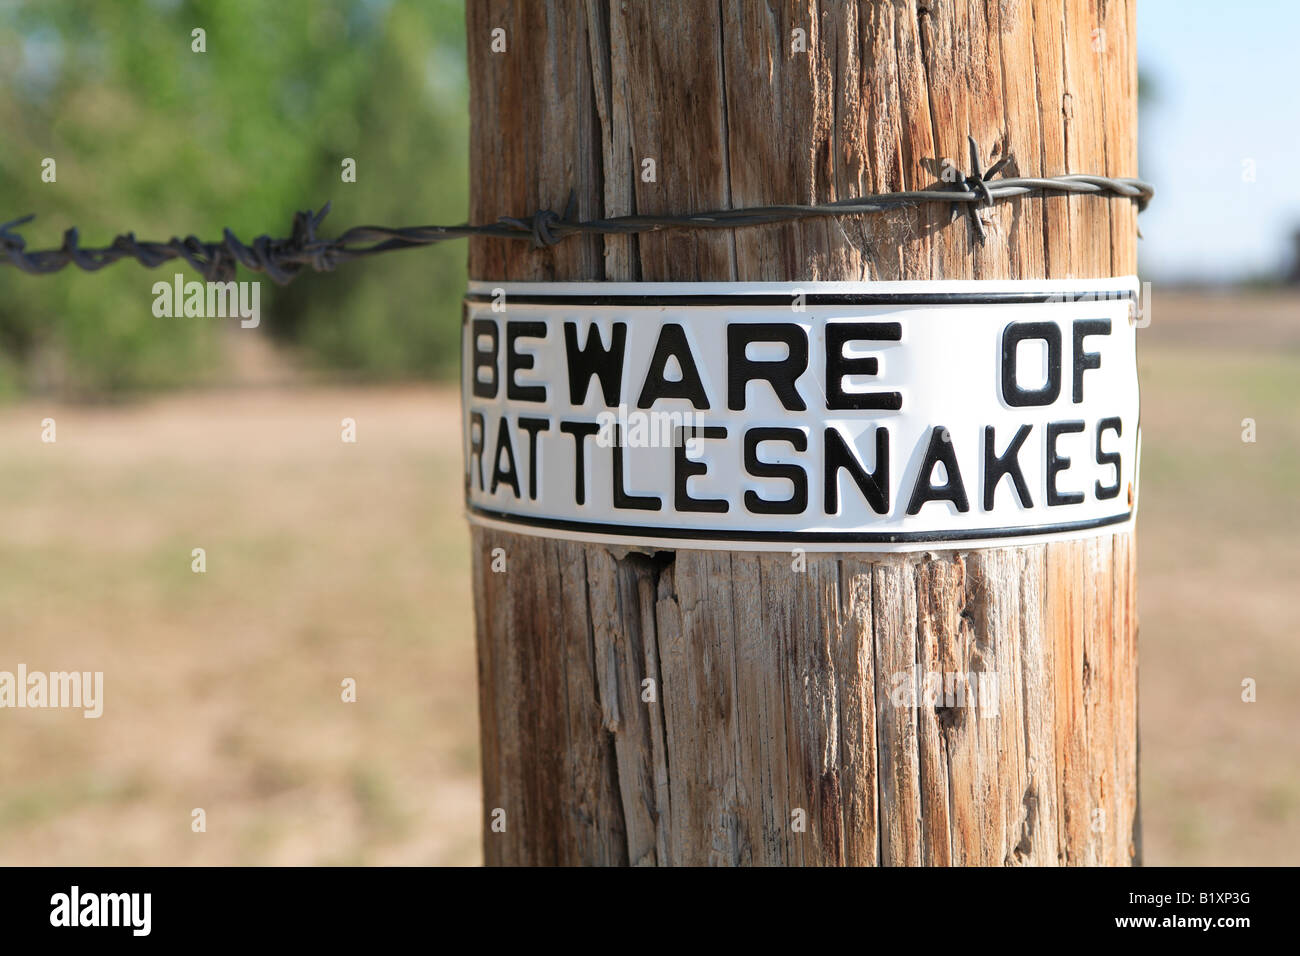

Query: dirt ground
[[0, 288, 1295, 866], [0, 385, 481, 865], [1132, 290, 1300, 866]]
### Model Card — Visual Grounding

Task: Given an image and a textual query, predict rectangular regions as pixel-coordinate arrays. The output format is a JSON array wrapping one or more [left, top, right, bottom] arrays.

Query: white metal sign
[[461, 279, 1140, 552]]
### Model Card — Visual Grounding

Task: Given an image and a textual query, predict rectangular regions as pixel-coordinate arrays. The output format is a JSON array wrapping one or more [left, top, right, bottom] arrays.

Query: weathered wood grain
[[467, 0, 1140, 866]]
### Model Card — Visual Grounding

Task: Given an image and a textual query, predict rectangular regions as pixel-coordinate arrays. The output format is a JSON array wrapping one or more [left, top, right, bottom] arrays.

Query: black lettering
[[517, 417, 550, 500], [983, 424, 1033, 510], [471, 318, 498, 399], [489, 416, 520, 498], [823, 426, 890, 515], [825, 322, 903, 410], [1046, 420, 1086, 505], [743, 427, 808, 515], [560, 420, 599, 506], [1095, 417, 1122, 500], [564, 321, 626, 406], [506, 321, 547, 402], [727, 324, 808, 411], [673, 426, 728, 513], [1001, 321, 1061, 407], [468, 411, 485, 492], [906, 427, 970, 515], [1072, 319, 1110, 403], [613, 425, 661, 510], [636, 323, 710, 409]]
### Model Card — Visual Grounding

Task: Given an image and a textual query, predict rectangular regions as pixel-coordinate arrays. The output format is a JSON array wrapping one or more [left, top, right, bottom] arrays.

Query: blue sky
[[1137, 0, 1300, 282]]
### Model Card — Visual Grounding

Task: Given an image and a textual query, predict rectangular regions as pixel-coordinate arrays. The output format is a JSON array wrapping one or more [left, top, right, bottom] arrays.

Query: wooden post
[[465, 0, 1139, 865]]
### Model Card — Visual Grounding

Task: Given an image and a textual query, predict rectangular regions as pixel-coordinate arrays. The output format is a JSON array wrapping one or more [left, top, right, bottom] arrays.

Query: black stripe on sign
[[467, 505, 1133, 545], [463, 290, 1138, 308]]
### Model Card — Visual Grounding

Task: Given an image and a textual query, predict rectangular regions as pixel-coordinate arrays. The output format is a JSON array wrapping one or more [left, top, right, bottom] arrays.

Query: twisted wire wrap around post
[[1, 138, 1152, 286]]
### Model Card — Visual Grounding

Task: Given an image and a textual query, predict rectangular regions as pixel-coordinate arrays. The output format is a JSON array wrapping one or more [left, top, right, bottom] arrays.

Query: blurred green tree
[[0, 0, 468, 396]]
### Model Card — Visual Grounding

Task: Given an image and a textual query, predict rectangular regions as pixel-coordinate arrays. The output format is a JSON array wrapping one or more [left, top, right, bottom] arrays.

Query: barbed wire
[[0, 138, 1151, 286]]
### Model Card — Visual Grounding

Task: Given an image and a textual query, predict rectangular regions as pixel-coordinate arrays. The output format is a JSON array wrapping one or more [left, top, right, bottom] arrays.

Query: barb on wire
[[0, 137, 1152, 287]]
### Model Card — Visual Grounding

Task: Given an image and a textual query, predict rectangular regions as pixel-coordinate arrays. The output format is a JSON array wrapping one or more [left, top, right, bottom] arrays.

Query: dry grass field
[[1131, 290, 1300, 866], [0, 385, 481, 865], [0, 287, 1295, 866]]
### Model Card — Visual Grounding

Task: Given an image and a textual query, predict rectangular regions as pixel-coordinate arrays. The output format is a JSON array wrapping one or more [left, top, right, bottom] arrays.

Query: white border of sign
[[462, 278, 1141, 553]]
